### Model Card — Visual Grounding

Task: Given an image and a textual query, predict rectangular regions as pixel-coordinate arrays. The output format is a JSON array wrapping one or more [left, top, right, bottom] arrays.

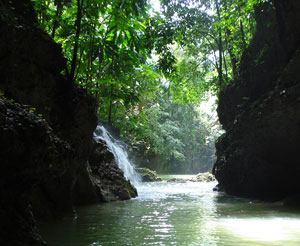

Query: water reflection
[[40, 181, 300, 246], [219, 218, 300, 242]]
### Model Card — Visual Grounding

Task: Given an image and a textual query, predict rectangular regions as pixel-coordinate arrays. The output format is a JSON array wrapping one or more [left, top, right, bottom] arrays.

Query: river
[[40, 177, 300, 246]]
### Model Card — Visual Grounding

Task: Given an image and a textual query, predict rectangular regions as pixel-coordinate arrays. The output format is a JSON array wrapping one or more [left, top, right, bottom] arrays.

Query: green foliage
[[158, 0, 267, 93], [32, 0, 152, 123], [31, 0, 263, 113], [115, 88, 220, 173], [31, 0, 263, 173]]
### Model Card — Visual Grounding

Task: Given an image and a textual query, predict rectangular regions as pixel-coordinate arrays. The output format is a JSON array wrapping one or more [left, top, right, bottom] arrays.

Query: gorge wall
[[0, 1, 136, 245], [213, 0, 300, 201]]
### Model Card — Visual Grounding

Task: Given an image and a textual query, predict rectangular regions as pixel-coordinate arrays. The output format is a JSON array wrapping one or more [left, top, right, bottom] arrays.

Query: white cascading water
[[93, 125, 140, 185]]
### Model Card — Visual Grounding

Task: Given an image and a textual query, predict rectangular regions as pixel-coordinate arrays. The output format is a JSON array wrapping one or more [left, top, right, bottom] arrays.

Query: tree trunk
[[223, 49, 228, 80], [222, 0, 238, 80], [215, 0, 224, 87], [224, 29, 238, 79], [240, 20, 247, 50], [108, 84, 114, 124], [69, 0, 84, 82], [237, 5, 247, 50], [51, 1, 63, 39]]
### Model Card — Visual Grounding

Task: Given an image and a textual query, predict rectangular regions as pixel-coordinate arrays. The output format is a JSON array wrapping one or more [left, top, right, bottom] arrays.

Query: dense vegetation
[[32, 0, 265, 173]]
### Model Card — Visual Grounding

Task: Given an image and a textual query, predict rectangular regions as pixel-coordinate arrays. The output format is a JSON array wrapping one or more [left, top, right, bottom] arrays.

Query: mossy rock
[[196, 172, 216, 182], [135, 168, 162, 182]]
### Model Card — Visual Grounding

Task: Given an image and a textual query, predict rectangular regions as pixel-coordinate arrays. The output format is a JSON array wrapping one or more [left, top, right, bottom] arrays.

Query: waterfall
[[93, 125, 140, 185]]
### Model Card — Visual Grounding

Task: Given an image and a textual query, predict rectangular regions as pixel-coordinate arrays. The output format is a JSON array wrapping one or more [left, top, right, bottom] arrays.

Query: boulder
[[196, 172, 216, 182], [135, 167, 162, 182], [72, 138, 139, 203]]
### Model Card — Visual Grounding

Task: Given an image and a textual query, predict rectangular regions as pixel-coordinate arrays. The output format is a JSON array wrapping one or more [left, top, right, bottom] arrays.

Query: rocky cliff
[[0, 0, 137, 245], [213, 0, 300, 201]]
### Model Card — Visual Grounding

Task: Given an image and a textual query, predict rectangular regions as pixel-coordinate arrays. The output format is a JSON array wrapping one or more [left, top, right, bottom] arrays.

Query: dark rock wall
[[0, 0, 137, 245], [0, 0, 98, 218], [0, 98, 72, 245], [213, 0, 300, 200], [0, 0, 97, 170]]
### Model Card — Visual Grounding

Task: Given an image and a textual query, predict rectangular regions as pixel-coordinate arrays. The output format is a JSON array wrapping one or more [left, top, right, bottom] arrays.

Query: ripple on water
[[40, 180, 300, 246]]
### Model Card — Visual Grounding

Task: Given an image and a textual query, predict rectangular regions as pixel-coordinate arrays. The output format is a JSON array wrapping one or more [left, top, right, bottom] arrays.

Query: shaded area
[[0, 1, 137, 245], [213, 0, 300, 201]]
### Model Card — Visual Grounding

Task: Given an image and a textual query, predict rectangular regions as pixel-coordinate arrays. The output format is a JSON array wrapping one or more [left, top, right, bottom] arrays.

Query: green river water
[[40, 177, 300, 246]]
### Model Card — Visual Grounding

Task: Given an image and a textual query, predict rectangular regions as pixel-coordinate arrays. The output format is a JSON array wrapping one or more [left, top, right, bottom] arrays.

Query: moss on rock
[[196, 172, 216, 182], [135, 168, 162, 182]]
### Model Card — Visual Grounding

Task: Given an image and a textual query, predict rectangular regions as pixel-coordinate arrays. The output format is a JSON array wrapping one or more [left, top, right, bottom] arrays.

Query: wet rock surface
[[74, 139, 138, 203], [213, 0, 300, 201]]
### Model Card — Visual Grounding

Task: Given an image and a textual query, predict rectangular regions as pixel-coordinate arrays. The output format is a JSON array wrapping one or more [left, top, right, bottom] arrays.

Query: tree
[[31, 0, 266, 173], [32, 0, 152, 123], [158, 0, 266, 93]]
